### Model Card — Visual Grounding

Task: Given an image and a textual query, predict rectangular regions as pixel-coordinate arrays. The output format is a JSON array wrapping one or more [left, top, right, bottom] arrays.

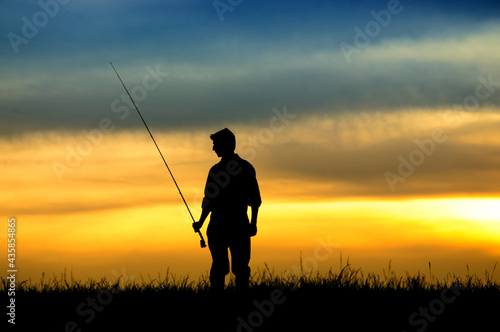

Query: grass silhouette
[[3, 260, 499, 331]]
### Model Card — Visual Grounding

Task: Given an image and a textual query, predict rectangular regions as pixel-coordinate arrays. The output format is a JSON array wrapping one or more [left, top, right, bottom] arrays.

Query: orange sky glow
[[2, 110, 499, 283]]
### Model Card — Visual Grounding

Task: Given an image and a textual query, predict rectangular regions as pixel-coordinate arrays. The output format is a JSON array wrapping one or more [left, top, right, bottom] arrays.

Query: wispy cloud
[[2, 1, 500, 136]]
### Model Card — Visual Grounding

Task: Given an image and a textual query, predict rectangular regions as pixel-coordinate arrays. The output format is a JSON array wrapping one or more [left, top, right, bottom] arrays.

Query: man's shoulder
[[234, 154, 255, 171], [210, 154, 255, 173], [209, 162, 223, 174]]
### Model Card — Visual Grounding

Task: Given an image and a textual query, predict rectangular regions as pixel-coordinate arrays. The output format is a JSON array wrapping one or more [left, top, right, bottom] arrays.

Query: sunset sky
[[1, 0, 500, 283]]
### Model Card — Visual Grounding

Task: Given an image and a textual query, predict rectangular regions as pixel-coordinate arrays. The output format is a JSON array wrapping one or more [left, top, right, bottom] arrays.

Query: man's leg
[[230, 235, 251, 292], [208, 235, 230, 293]]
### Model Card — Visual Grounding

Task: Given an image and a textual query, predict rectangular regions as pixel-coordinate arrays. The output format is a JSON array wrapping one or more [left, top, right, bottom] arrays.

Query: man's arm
[[193, 169, 214, 233], [251, 206, 258, 225], [249, 205, 259, 236], [192, 208, 210, 233], [247, 162, 261, 237]]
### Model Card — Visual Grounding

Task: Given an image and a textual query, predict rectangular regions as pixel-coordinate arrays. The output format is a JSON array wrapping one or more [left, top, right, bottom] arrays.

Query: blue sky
[[2, 0, 500, 135]]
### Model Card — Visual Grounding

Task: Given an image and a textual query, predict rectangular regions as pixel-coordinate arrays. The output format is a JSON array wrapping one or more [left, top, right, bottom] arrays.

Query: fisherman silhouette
[[192, 128, 261, 293]]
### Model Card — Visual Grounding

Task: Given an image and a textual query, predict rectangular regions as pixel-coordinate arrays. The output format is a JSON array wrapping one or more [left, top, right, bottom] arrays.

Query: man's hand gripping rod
[[110, 62, 206, 248]]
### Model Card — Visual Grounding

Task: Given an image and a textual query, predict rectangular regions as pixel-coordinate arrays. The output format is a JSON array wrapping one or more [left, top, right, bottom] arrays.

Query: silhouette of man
[[192, 128, 261, 293]]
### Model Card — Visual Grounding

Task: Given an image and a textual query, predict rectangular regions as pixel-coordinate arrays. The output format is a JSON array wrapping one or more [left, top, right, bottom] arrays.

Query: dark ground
[[4, 285, 499, 332]]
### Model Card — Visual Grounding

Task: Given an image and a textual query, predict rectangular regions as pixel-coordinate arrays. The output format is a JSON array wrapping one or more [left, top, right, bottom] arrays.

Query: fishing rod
[[110, 62, 206, 249]]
